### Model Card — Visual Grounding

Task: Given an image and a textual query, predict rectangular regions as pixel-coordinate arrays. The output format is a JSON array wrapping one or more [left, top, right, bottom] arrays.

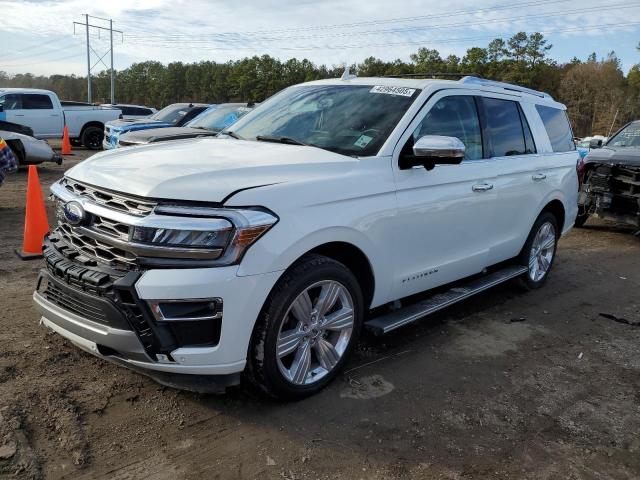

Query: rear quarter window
[[535, 105, 575, 152], [22, 94, 53, 110]]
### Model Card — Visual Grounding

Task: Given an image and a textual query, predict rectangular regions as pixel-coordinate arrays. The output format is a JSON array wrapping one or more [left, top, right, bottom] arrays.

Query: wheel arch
[[240, 225, 387, 309], [79, 120, 105, 137], [5, 139, 25, 164], [303, 242, 376, 310], [540, 198, 566, 234]]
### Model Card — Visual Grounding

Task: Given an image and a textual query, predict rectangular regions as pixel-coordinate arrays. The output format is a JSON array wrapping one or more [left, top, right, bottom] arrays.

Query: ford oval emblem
[[63, 201, 85, 226]]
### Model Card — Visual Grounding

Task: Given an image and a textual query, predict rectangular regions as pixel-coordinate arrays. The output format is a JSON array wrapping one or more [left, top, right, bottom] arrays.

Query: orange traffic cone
[[61, 125, 72, 155], [15, 166, 50, 260]]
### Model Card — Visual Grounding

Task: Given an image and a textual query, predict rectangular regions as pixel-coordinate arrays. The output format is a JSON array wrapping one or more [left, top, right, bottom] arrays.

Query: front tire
[[518, 212, 559, 289], [245, 254, 363, 400], [81, 126, 103, 150]]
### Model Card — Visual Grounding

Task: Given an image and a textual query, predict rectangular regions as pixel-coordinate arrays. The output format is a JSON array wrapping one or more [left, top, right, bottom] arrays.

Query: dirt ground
[[1, 144, 639, 480]]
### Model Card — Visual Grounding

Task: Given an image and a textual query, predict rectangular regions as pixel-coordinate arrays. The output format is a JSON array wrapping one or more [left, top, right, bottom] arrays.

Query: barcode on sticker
[[370, 85, 416, 97]]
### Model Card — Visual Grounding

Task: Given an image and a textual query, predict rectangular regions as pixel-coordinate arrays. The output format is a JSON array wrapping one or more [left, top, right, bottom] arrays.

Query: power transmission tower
[[73, 15, 123, 104]]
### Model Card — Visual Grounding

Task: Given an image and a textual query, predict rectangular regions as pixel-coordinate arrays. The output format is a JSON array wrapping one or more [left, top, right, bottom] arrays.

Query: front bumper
[[35, 238, 282, 391]]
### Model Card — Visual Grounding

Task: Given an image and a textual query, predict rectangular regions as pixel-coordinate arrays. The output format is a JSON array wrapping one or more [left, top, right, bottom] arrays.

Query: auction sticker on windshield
[[370, 85, 416, 97]]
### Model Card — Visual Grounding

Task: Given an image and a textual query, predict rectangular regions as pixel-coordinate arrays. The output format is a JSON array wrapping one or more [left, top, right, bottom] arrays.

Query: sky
[[1, 0, 640, 77]]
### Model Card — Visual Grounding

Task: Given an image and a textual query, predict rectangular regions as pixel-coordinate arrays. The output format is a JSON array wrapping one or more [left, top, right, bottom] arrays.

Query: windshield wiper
[[220, 130, 242, 139], [255, 135, 308, 146]]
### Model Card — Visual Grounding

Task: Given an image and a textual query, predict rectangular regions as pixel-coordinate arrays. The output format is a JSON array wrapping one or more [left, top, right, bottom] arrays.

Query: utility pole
[[110, 19, 114, 104], [73, 15, 123, 104], [85, 14, 91, 103]]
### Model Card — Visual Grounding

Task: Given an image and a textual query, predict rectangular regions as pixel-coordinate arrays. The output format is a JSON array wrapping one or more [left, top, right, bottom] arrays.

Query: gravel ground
[[1, 145, 639, 479]]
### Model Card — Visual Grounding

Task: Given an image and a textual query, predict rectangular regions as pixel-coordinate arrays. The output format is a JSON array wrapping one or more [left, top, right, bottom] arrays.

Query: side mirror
[[399, 135, 466, 170], [589, 139, 603, 149]]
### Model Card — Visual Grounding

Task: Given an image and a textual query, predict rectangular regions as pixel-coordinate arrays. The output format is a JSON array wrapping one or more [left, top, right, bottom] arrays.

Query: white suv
[[33, 76, 579, 399]]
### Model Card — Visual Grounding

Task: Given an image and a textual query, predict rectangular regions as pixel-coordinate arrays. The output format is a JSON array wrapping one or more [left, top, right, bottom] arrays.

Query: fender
[[237, 225, 393, 308]]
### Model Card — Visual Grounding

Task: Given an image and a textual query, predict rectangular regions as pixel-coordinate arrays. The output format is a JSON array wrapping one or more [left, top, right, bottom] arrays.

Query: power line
[[122, 0, 571, 38], [0, 51, 85, 68], [123, 20, 640, 53], [2, 40, 85, 63], [124, 2, 638, 45]]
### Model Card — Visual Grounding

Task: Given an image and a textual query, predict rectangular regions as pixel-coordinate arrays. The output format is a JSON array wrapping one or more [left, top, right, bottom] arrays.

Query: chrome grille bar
[[61, 178, 156, 216]]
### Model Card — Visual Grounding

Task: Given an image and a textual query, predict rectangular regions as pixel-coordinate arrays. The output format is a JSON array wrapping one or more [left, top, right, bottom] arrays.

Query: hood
[[585, 146, 640, 167], [120, 127, 216, 144], [65, 138, 358, 203], [107, 118, 171, 132]]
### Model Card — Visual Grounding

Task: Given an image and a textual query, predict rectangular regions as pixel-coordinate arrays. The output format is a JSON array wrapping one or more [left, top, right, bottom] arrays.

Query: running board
[[365, 265, 528, 335]]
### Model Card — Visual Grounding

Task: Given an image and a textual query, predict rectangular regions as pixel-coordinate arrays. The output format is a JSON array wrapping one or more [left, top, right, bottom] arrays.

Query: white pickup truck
[[0, 88, 122, 149]]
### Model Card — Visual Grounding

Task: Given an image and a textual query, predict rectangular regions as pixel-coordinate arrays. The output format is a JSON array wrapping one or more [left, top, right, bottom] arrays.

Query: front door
[[391, 92, 498, 299]]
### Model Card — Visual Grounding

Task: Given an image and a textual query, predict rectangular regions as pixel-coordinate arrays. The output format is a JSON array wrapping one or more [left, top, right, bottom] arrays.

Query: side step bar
[[364, 265, 528, 335]]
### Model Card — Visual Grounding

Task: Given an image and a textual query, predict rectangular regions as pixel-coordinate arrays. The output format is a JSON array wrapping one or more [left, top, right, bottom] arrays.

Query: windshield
[[187, 105, 252, 131], [608, 123, 640, 147], [229, 84, 420, 157], [151, 105, 192, 125]]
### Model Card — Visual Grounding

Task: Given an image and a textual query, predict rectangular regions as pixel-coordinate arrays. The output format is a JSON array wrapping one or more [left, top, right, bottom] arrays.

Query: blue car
[[102, 103, 211, 149]]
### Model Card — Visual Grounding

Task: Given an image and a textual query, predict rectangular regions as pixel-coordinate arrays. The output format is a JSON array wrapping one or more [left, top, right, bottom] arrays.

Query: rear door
[[479, 96, 577, 264], [476, 95, 546, 264], [24, 93, 62, 137]]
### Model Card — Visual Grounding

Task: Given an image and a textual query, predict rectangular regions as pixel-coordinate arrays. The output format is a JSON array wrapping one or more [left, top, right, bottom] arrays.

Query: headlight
[[136, 205, 278, 265]]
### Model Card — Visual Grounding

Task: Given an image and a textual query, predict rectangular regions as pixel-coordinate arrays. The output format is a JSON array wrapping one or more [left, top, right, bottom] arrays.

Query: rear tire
[[574, 212, 589, 228], [245, 254, 363, 400], [5, 140, 25, 165], [81, 126, 103, 150], [517, 212, 559, 290]]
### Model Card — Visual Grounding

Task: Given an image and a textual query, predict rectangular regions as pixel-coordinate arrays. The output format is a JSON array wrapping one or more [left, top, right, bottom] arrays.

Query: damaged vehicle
[[577, 121, 640, 229], [1, 120, 61, 165]]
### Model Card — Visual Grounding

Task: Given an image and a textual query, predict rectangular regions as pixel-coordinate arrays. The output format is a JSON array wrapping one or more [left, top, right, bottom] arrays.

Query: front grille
[[56, 223, 137, 268], [43, 280, 109, 325], [61, 178, 155, 216], [92, 215, 130, 240]]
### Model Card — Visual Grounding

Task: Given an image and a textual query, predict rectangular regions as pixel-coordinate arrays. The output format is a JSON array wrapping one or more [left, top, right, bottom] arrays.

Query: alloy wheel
[[276, 280, 354, 385], [528, 221, 556, 282]]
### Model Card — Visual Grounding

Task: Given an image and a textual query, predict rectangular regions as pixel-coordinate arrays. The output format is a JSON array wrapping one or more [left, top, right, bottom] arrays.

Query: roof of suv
[[303, 75, 561, 106], [0, 88, 53, 95]]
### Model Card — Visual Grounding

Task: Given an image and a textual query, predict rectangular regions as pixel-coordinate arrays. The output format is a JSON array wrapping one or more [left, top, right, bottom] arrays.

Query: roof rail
[[459, 76, 553, 100], [382, 72, 481, 79]]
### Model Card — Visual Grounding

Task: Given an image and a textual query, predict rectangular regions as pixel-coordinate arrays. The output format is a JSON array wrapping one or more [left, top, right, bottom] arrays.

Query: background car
[[103, 103, 211, 149], [0, 88, 121, 149], [1, 120, 61, 165], [117, 103, 255, 147]]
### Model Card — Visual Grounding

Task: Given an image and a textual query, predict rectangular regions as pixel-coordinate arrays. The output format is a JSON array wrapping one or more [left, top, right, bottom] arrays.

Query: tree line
[[2, 32, 640, 137]]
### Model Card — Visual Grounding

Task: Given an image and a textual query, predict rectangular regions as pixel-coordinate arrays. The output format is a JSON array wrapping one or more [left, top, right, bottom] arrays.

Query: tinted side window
[[483, 97, 527, 157], [134, 107, 153, 116], [536, 105, 575, 152], [412, 96, 483, 160], [180, 107, 206, 125], [22, 94, 53, 110], [119, 106, 136, 115], [0, 94, 23, 110]]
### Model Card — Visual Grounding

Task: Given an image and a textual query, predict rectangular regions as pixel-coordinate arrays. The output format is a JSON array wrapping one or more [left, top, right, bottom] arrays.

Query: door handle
[[50, 114, 60, 117], [472, 183, 494, 192], [532, 173, 547, 181], [14, 114, 24, 117]]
